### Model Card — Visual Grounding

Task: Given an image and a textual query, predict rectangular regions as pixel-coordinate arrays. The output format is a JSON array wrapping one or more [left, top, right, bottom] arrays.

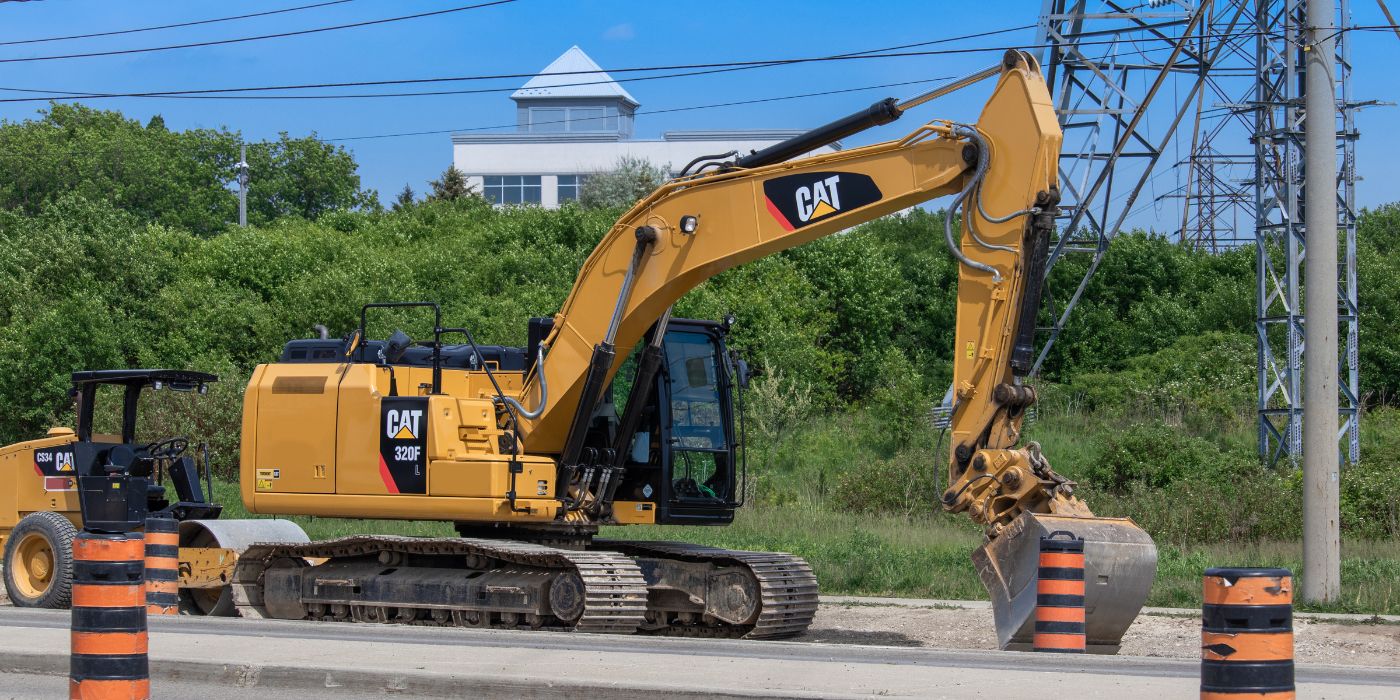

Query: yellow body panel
[[428, 457, 554, 501], [250, 491, 560, 522], [242, 360, 562, 523], [610, 501, 657, 525], [252, 363, 341, 494], [0, 432, 82, 546]]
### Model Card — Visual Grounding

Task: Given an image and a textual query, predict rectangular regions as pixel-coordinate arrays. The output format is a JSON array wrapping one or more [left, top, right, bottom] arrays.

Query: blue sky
[[1, 0, 1396, 229]]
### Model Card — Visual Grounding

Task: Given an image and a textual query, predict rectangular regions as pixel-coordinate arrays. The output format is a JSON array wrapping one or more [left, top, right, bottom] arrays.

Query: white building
[[452, 46, 838, 208]]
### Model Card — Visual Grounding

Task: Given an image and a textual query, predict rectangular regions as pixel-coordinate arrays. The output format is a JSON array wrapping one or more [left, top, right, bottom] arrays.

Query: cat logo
[[379, 397, 429, 495], [796, 175, 843, 223], [385, 409, 423, 440], [762, 171, 882, 232], [55, 451, 74, 472]]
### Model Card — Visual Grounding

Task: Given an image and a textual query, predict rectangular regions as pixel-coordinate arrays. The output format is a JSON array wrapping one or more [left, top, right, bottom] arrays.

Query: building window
[[557, 175, 587, 203], [569, 107, 605, 130], [529, 108, 565, 133], [483, 175, 542, 205], [527, 106, 617, 133]]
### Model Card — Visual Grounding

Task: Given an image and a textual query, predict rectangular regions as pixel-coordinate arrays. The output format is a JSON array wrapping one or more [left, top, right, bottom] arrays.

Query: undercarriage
[[230, 536, 818, 639]]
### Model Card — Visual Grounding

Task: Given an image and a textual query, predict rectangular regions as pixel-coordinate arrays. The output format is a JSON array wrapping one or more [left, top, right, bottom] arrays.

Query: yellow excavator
[[3, 52, 1155, 650]]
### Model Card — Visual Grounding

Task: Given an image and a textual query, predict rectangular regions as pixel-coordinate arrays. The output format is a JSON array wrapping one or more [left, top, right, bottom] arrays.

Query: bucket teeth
[[974, 511, 1157, 653]]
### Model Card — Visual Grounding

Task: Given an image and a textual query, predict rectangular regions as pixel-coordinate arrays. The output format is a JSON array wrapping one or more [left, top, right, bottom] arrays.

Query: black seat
[[103, 444, 136, 474]]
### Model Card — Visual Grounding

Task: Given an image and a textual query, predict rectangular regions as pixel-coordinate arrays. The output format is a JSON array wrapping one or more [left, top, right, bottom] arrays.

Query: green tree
[[579, 156, 668, 209], [0, 105, 378, 233], [428, 166, 473, 202], [244, 132, 377, 224], [393, 184, 416, 211], [0, 103, 239, 234], [1358, 204, 1400, 403]]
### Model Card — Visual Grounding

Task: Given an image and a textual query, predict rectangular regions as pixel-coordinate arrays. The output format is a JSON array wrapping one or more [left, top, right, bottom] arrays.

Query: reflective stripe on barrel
[[71, 532, 148, 700], [143, 518, 179, 616], [1033, 531, 1085, 653], [1200, 567, 1293, 699]]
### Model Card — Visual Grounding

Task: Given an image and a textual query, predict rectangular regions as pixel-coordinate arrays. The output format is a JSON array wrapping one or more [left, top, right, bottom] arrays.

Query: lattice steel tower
[[1034, 0, 1229, 373], [1252, 0, 1360, 465], [1037, 0, 1360, 466]]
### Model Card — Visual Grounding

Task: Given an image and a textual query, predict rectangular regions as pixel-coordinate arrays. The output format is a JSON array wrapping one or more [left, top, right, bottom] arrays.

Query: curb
[[817, 596, 1400, 624], [0, 649, 849, 700]]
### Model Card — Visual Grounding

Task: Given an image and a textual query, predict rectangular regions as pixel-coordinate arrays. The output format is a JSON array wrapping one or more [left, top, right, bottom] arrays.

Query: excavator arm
[[512, 51, 1155, 651]]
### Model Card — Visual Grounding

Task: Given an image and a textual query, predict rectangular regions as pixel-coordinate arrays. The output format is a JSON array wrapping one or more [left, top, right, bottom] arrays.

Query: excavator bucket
[[973, 511, 1157, 654]]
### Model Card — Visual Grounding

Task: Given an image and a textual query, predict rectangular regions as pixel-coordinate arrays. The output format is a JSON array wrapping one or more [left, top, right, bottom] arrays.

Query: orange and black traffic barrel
[[1201, 567, 1294, 699], [70, 531, 149, 700], [143, 518, 179, 616], [1033, 530, 1086, 653]]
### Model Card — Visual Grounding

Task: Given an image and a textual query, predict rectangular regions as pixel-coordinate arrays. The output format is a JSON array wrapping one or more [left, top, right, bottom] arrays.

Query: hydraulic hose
[[958, 127, 1017, 255], [497, 345, 548, 420], [944, 124, 1003, 282]]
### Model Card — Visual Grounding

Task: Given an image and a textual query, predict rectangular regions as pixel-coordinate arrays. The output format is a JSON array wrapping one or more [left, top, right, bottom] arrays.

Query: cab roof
[[70, 369, 219, 388]]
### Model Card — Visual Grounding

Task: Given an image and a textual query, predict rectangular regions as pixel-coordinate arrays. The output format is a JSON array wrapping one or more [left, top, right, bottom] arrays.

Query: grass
[[206, 479, 1400, 615]]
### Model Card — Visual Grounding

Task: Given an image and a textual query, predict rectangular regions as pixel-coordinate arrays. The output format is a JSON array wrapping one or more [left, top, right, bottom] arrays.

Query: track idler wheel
[[548, 572, 586, 623]]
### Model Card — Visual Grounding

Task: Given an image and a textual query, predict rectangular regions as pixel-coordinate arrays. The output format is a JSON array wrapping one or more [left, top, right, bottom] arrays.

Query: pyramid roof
[[511, 46, 639, 106]]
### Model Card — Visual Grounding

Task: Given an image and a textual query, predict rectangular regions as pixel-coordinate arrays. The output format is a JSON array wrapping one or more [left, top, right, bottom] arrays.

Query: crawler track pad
[[973, 511, 1157, 654]]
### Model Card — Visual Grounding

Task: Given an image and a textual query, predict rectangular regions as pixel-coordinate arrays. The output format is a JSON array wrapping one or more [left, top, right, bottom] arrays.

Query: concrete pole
[[237, 143, 249, 228], [1302, 0, 1342, 603]]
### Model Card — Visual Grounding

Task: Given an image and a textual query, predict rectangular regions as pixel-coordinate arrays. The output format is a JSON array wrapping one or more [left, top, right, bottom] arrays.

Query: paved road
[[1, 607, 1397, 699]]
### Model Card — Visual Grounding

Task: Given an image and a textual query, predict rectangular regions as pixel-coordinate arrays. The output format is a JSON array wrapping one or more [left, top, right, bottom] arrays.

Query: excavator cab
[[609, 319, 741, 525]]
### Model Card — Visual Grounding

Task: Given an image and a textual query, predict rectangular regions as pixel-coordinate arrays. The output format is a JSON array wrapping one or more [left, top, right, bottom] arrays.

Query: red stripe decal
[[33, 459, 42, 476], [764, 196, 795, 232], [44, 477, 75, 491], [377, 454, 400, 494]]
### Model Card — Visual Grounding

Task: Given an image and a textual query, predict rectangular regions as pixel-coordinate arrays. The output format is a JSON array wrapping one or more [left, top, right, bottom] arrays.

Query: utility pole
[[1302, 0, 1342, 603], [237, 143, 249, 228]]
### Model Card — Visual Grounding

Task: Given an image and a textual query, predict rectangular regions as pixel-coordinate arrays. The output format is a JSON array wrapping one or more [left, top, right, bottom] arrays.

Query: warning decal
[[379, 397, 429, 494]]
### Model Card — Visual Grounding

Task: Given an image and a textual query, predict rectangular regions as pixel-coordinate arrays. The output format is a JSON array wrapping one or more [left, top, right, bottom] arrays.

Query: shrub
[[579, 156, 669, 209], [1083, 466, 1301, 545], [831, 450, 941, 517], [1083, 420, 1226, 491]]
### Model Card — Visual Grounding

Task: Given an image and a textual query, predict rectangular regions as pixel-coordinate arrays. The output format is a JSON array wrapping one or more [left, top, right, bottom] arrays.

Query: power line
[[0, 63, 797, 102], [325, 75, 963, 142], [0, 75, 963, 159], [0, 0, 517, 64], [0, 26, 1306, 103], [0, 0, 356, 47], [0, 24, 1034, 102]]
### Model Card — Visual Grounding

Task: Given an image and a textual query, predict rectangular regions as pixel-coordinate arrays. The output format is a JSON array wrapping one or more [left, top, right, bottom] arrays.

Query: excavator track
[[227, 536, 818, 639], [599, 540, 819, 639], [231, 536, 648, 634]]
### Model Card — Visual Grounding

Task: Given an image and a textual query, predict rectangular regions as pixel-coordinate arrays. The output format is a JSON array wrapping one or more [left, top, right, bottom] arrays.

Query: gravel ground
[[805, 601, 1400, 667]]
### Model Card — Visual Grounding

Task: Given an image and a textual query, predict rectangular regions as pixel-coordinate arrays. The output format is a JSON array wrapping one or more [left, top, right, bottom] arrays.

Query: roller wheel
[[3, 512, 78, 608]]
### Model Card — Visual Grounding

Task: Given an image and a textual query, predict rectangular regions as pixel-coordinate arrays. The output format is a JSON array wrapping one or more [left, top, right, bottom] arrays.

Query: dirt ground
[[806, 601, 1400, 667]]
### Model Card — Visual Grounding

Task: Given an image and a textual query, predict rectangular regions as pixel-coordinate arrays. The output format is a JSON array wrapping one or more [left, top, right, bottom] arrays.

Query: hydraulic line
[[943, 124, 1003, 282]]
